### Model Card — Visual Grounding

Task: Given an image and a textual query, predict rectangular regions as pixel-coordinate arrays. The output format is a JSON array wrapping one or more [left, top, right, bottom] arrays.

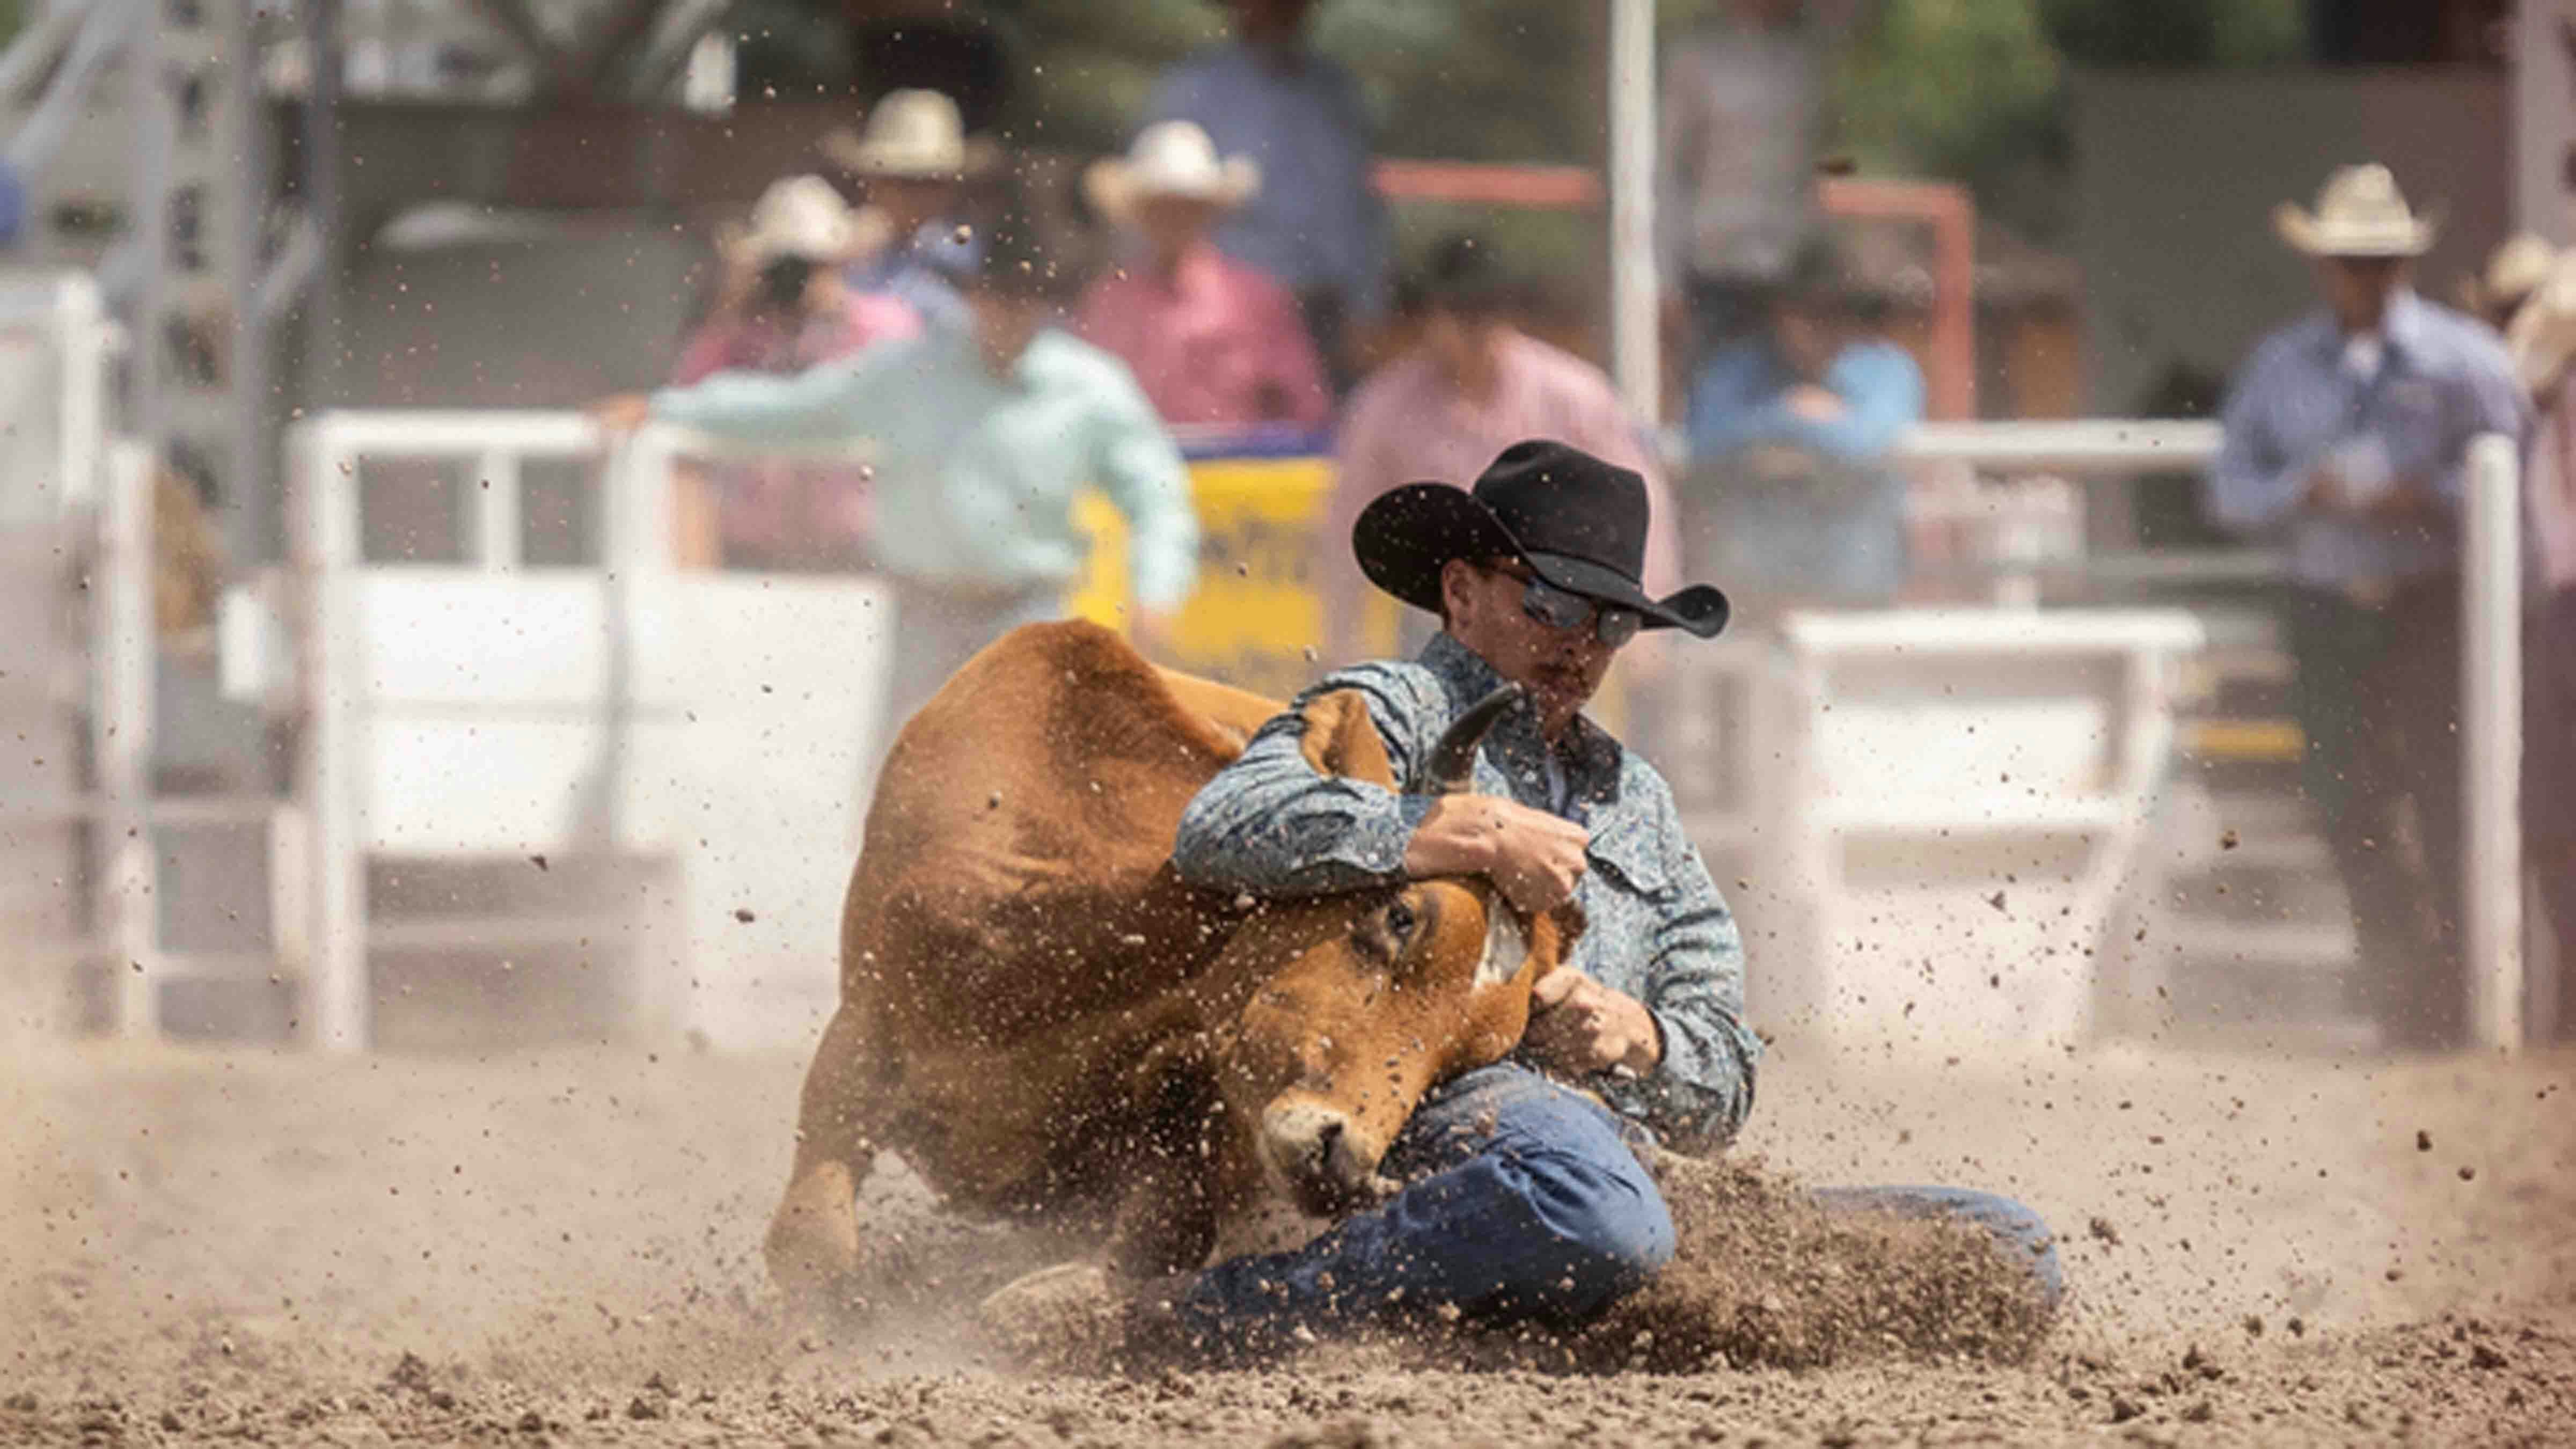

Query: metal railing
[[51, 407, 2529, 1052], [1872, 420, 2526, 1049], [281, 411, 901, 1051]]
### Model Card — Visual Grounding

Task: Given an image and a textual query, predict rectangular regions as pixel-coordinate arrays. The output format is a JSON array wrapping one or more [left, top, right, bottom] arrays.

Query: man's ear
[[1296, 687, 1397, 788], [1436, 557, 1475, 629]]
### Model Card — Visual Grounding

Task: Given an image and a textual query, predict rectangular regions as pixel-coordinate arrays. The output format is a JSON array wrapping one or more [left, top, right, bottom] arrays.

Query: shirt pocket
[[1585, 815, 1673, 902]]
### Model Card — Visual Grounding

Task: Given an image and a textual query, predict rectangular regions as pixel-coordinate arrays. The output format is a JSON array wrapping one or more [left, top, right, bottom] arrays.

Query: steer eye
[[1384, 898, 1417, 939]]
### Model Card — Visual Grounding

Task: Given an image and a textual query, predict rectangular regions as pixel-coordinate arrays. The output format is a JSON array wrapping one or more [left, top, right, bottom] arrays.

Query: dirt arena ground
[[5, 1031, 2573, 1447]]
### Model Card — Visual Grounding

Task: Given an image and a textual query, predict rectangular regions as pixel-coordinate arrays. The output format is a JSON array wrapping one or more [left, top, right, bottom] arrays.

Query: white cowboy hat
[[821, 88, 993, 179], [1083, 121, 1261, 225], [2508, 251, 2576, 393], [2461, 231, 2557, 318], [2273, 164, 2440, 258], [718, 174, 862, 266]]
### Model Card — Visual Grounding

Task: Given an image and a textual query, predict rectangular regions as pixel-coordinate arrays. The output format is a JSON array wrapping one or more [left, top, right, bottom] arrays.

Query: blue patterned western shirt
[[1171, 631, 1760, 1152]]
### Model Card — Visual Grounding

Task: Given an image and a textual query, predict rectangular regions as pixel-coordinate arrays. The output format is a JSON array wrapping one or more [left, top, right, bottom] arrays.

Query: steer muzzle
[[1258, 1097, 1401, 1217]]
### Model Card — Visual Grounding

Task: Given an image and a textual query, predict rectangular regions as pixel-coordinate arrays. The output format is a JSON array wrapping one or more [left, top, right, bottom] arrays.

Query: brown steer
[[764, 620, 1579, 1309]]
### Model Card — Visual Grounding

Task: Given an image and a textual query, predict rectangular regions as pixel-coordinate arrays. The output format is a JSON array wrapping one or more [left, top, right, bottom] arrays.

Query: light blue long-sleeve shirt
[[1170, 631, 1761, 1153], [1145, 41, 1390, 321], [1682, 337, 1922, 606], [1685, 336, 1924, 463], [649, 327, 1201, 610], [2207, 290, 2528, 588]]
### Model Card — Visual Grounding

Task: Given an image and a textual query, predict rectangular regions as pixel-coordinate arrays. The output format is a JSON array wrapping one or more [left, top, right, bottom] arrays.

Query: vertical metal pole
[[1607, 0, 1658, 427], [98, 442, 158, 1039], [128, 0, 172, 453], [471, 448, 522, 569], [225, 0, 274, 563], [301, 0, 343, 411], [296, 419, 368, 1050], [2463, 431, 2525, 1050], [55, 273, 107, 516]]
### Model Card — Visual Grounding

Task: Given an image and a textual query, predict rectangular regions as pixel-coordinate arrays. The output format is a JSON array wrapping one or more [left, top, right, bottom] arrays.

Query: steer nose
[[1260, 1099, 1395, 1212]]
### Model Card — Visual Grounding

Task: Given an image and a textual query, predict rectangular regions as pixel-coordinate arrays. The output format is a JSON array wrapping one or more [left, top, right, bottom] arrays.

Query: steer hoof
[[765, 1163, 865, 1318]]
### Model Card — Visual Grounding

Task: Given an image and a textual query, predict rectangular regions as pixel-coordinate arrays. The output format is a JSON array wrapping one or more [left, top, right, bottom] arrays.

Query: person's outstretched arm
[[650, 343, 909, 445]]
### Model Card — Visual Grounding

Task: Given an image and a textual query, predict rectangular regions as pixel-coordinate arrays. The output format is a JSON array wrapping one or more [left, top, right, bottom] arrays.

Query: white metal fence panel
[[289, 412, 891, 1051]]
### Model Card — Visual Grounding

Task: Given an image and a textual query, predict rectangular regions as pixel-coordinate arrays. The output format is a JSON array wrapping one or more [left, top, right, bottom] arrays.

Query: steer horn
[[1426, 683, 1524, 794]]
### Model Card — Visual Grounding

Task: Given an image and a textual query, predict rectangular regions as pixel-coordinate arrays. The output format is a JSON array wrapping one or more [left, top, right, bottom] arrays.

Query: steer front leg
[[1101, 1045, 1225, 1280], [764, 1003, 881, 1318], [1107, 1149, 1219, 1280]]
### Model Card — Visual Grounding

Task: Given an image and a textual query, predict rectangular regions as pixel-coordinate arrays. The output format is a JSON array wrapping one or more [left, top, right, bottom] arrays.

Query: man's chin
[[1529, 672, 1599, 715]]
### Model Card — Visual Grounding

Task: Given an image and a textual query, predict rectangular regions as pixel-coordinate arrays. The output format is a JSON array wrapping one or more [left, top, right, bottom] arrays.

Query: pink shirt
[[1075, 245, 1331, 430], [668, 292, 920, 566], [1321, 330, 1682, 663]]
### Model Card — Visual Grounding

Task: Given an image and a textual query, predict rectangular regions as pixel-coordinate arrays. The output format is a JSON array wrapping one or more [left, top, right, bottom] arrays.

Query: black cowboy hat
[[1353, 439, 1730, 638]]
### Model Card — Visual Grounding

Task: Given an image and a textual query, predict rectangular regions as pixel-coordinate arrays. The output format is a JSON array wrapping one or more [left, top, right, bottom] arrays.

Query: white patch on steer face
[[1475, 903, 1528, 989]]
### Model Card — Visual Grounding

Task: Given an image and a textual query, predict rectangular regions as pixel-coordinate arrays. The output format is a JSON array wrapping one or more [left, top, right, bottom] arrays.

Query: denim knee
[[1504, 1130, 1676, 1318]]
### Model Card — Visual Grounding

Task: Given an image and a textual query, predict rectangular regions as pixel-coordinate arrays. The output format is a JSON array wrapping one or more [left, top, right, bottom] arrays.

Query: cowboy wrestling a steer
[[1033, 438, 2061, 1353], [771, 437, 2065, 1360]]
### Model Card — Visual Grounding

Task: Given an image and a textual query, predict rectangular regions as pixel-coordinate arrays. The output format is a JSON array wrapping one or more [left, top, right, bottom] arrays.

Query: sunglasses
[[1482, 562, 1644, 647]]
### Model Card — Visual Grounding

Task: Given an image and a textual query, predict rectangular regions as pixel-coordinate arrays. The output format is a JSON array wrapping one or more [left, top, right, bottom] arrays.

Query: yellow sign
[[1072, 453, 1399, 699]]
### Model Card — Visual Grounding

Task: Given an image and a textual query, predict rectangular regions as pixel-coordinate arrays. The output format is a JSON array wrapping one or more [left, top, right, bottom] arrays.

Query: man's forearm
[[1173, 730, 1430, 898]]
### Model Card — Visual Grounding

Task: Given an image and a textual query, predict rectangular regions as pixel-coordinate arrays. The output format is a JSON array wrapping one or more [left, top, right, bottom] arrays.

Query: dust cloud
[[4, 1033, 2572, 1445]]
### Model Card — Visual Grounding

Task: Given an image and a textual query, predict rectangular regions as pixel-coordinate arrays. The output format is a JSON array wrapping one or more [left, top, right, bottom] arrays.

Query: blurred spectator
[[822, 89, 989, 330], [2504, 247, 2576, 1037], [677, 177, 922, 380], [601, 214, 1197, 792], [152, 465, 224, 641], [1319, 233, 1676, 665], [2459, 231, 2555, 334], [1075, 121, 1330, 432], [1658, 0, 1862, 362], [1145, 0, 1388, 389], [1680, 239, 1924, 614], [669, 175, 921, 572], [2205, 164, 2529, 1050]]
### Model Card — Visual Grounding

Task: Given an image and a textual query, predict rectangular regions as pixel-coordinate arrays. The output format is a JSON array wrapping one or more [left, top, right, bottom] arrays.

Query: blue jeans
[[1176, 1064, 2062, 1355]]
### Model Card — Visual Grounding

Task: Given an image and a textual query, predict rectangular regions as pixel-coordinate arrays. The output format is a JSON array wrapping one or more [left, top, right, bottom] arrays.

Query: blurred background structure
[[0, 0, 2556, 1061]]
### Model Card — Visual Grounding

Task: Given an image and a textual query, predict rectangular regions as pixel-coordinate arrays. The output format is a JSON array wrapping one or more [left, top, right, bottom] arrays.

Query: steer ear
[[1296, 688, 1398, 788]]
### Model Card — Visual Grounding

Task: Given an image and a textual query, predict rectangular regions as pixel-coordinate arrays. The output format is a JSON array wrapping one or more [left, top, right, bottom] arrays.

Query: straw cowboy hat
[[1084, 121, 1260, 225], [1355, 440, 1731, 638], [717, 174, 867, 266], [822, 88, 994, 179], [2273, 164, 2440, 258], [2460, 231, 2558, 319]]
